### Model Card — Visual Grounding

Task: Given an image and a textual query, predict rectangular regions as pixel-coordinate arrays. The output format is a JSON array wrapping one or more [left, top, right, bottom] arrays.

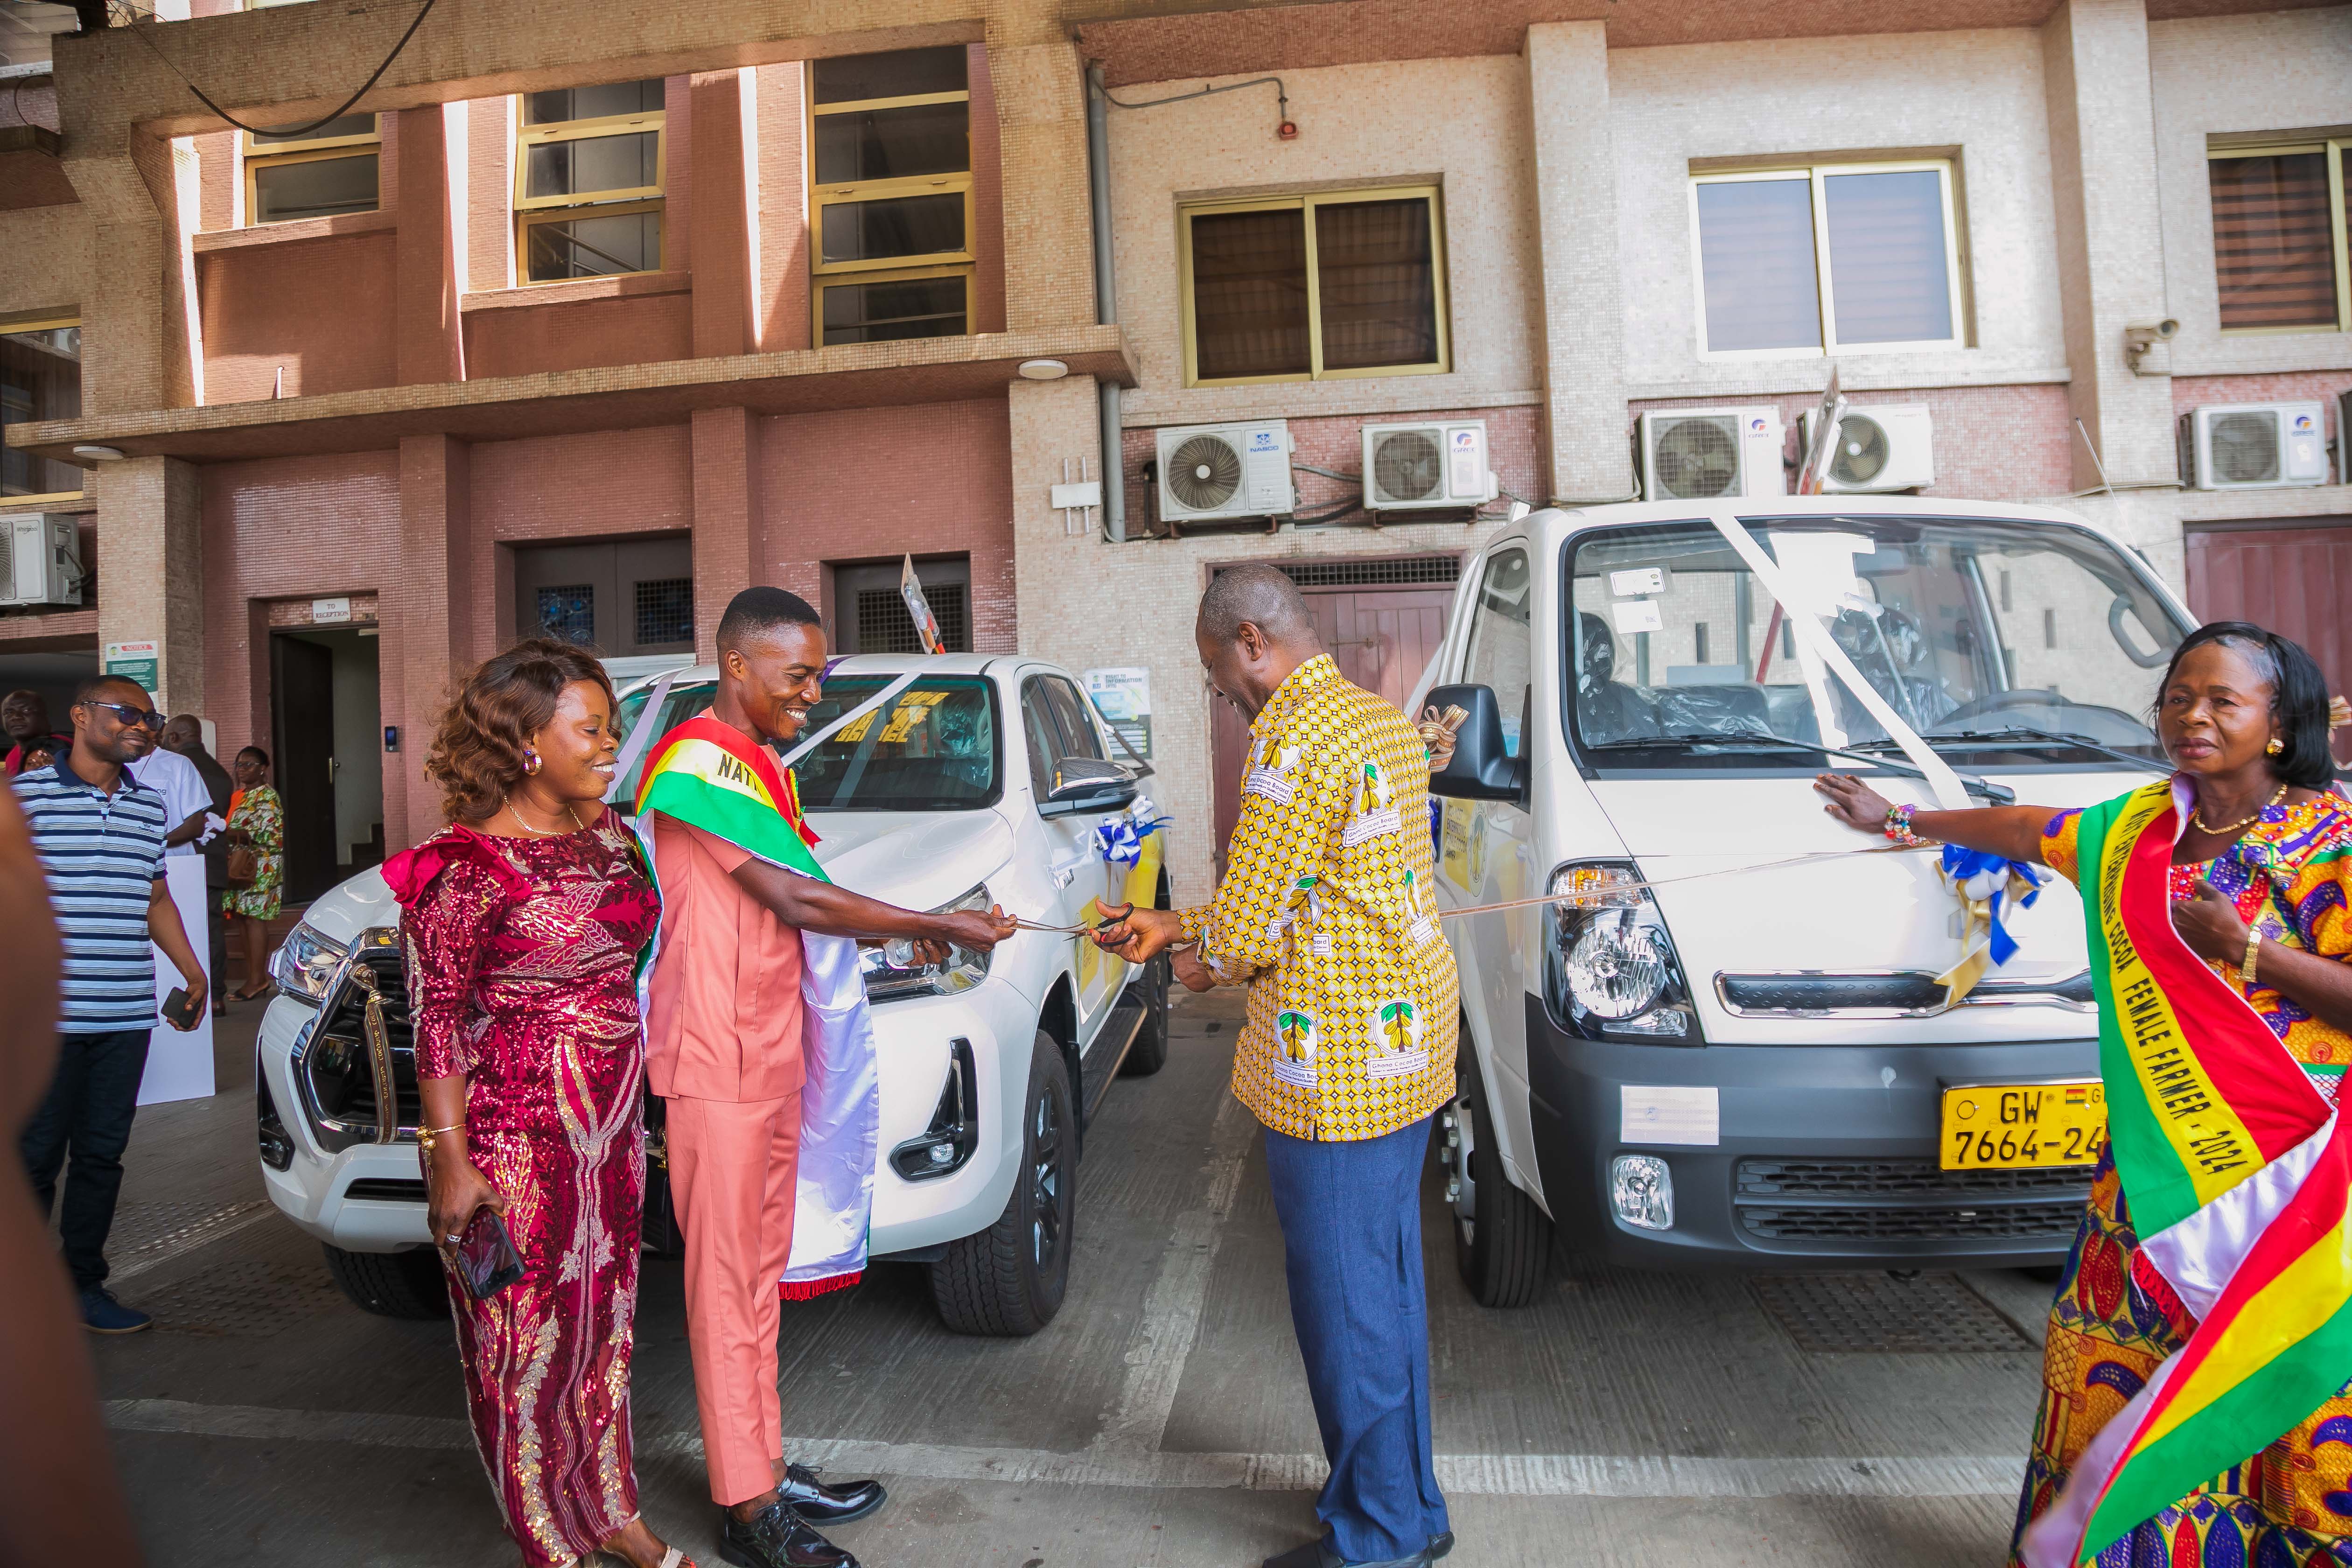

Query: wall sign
[[103, 638, 161, 694], [1084, 667, 1152, 760], [311, 596, 351, 623]]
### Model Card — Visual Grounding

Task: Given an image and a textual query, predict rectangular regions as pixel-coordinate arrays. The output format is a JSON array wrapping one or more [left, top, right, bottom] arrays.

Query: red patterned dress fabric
[[385, 817, 660, 1568], [2012, 795, 2352, 1567]]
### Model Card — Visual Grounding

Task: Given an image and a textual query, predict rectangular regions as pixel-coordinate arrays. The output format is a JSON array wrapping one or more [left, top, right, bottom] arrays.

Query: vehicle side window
[[1042, 679, 1107, 763], [1019, 679, 1061, 802], [1462, 548, 1533, 756]]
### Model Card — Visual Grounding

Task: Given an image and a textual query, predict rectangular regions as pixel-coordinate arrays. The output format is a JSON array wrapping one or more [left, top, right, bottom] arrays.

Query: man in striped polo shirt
[[14, 675, 206, 1334]]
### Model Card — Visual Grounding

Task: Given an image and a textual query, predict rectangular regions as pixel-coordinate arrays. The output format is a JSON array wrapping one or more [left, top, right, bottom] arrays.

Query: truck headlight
[[268, 922, 349, 1006], [1544, 863, 1698, 1043], [862, 884, 994, 1003]]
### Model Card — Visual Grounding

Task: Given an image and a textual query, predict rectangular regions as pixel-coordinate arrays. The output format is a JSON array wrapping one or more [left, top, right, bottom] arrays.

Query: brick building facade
[[3, 0, 2350, 904]]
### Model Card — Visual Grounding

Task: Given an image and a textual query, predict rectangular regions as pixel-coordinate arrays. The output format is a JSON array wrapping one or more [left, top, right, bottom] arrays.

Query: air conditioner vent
[[1152, 421, 1295, 525], [1799, 404, 1936, 494], [2179, 402, 2327, 491], [1637, 408, 1784, 502], [1360, 420, 1495, 513], [0, 515, 84, 608]]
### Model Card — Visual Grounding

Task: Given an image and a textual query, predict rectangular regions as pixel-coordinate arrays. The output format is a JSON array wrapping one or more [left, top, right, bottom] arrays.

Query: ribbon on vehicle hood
[[1932, 845, 2044, 1007], [1096, 796, 1171, 867]]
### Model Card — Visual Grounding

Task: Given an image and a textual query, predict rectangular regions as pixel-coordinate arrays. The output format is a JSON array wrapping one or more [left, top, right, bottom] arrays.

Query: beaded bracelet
[[1884, 802, 1930, 848]]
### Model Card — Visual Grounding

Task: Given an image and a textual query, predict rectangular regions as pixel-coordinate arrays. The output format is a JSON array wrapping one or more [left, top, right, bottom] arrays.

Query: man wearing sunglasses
[[12, 675, 207, 1334]]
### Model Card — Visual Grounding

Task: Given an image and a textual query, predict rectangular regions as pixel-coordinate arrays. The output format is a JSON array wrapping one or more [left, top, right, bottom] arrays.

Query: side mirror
[[1426, 683, 1525, 802], [1042, 756, 1138, 816]]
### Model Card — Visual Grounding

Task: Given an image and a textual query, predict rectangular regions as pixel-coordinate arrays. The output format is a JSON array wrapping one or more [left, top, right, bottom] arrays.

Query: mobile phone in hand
[[161, 986, 203, 1030]]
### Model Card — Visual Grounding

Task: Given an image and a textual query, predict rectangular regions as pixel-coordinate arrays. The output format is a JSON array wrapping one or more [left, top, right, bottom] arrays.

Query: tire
[[1444, 1045, 1553, 1308], [929, 1031, 1076, 1336], [1117, 952, 1171, 1077], [322, 1242, 449, 1319]]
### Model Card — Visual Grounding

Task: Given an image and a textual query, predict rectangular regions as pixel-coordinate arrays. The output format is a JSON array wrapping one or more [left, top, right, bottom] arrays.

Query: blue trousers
[[1263, 1114, 1450, 1562], [20, 1028, 151, 1290]]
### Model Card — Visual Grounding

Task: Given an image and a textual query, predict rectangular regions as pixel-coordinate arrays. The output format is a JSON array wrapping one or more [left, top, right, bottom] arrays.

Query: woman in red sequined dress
[[384, 639, 695, 1568]]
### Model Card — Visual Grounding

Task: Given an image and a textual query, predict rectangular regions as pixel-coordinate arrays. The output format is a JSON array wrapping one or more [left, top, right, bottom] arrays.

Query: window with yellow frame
[[1179, 186, 1449, 386], [809, 46, 975, 346], [1, 313, 84, 504], [243, 113, 379, 226], [2208, 137, 2352, 334], [515, 80, 667, 284]]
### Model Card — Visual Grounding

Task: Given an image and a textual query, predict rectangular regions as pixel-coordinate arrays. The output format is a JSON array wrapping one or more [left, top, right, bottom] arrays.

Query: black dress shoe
[[716, 1501, 858, 1568], [1430, 1533, 1454, 1559], [1262, 1537, 1434, 1568], [777, 1462, 885, 1526]]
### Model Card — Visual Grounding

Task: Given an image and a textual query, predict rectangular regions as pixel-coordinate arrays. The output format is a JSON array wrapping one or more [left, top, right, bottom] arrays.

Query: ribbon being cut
[[2021, 778, 2349, 1568], [631, 716, 881, 1300]]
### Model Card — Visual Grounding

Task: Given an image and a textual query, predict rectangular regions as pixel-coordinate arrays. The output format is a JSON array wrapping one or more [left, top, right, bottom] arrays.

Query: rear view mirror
[[1042, 756, 1138, 816], [1426, 684, 1525, 802]]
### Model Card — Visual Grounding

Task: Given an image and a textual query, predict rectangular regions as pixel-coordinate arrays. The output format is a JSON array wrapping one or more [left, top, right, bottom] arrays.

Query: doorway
[[2185, 518, 2352, 704], [1207, 555, 1460, 875], [270, 626, 383, 904]]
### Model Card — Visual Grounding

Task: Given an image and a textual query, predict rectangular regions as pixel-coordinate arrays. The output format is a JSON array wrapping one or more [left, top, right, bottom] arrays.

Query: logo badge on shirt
[[1245, 737, 1304, 805], [1367, 995, 1431, 1079], [1273, 1008, 1320, 1087], [1343, 759, 1402, 846]]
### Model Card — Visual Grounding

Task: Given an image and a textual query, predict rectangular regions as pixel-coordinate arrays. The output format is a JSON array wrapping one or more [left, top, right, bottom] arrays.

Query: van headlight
[[862, 884, 994, 1003], [268, 922, 349, 1006], [1544, 863, 1699, 1043]]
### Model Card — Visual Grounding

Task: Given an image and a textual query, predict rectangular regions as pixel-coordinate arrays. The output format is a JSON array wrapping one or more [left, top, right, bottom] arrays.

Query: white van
[[1421, 497, 2194, 1303]]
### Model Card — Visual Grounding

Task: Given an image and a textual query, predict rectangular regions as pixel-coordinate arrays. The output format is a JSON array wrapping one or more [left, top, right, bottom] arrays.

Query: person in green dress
[[222, 745, 283, 1002]]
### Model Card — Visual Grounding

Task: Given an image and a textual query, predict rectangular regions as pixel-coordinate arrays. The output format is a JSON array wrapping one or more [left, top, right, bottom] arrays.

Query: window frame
[[1687, 158, 1967, 362], [241, 115, 381, 228], [2206, 139, 2352, 337], [0, 311, 87, 506], [511, 92, 668, 284], [1176, 183, 1450, 388], [807, 71, 976, 345]]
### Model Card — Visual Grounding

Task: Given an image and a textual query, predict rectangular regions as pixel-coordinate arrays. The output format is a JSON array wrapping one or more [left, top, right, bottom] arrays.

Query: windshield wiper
[[1875, 725, 2166, 775], [1588, 730, 2015, 803]]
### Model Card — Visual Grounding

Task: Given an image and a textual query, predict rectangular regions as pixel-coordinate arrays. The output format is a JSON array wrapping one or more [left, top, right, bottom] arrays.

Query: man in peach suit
[[645, 588, 1012, 1568]]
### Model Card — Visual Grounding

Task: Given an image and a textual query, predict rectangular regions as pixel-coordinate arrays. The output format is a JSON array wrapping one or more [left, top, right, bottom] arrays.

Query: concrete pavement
[[85, 990, 2054, 1566]]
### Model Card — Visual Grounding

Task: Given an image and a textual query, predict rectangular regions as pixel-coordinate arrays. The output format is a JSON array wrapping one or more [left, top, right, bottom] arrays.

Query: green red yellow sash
[[2025, 780, 2343, 1565], [634, 716, 827, 882]]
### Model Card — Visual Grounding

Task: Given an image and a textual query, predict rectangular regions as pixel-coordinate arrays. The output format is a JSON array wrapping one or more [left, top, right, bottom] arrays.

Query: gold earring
[[2267, 738, 2285, 756]]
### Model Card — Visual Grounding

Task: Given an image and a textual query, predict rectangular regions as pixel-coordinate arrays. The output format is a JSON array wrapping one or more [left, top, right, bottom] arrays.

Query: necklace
[[2191, 783, 2289, 837], [505, 795, 584, 837]]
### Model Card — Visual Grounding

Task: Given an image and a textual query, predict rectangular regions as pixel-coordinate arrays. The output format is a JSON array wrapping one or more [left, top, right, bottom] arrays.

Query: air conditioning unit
[[1638, 408, 1785, 503], [1361, 420, 1498, 513], [1153, 420, 1295, 525], [1799, 403, 1937, 494], [2179, 402, 2329, 490], [0, 514, 83, 608]]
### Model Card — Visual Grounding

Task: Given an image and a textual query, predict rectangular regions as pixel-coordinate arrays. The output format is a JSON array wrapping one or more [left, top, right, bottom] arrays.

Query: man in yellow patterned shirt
[[1095, 564, 1456, 1568]]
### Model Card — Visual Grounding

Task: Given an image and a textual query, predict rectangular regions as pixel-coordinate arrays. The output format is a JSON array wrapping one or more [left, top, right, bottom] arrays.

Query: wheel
[[322, 1242, 449, 1319], [1118, 952, 1170, 1077], [1443, 1044, 1552, 1308], [929, 1031, 1077, 1335]]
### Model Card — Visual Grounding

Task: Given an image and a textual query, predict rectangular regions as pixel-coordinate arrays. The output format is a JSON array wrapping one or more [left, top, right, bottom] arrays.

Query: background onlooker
[[0, 774, 146, 1567], [222, 746, 284, 1003], [3, 689, 69, 778], [13, 675, 207, 1335], [161, 717, 236, 1016]]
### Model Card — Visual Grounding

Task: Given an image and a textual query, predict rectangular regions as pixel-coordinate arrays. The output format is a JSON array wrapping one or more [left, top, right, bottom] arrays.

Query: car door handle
[[1050, 848, 1092, 889]]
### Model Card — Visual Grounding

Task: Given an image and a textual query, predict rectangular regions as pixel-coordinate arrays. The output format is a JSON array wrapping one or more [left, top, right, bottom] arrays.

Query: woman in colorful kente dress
[[382, 639, 696, 1568], [1819, 622, 2352, 1568]]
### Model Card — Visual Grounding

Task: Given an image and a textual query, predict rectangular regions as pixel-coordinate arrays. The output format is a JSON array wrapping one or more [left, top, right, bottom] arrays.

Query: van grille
[[1734, 1157, 2089, 1246], [1741, 1202, 2084, 1242], [1737, 1158, 2092, 1200]]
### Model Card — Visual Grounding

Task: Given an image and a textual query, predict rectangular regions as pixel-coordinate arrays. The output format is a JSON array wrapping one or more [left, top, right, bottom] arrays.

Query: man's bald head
[[1197, 564, 1317, 651], [1195, 565, 1323, 722], [161, 714, 204, 753]]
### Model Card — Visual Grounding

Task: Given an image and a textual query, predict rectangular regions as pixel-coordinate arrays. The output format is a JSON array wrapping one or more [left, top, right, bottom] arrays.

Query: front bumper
[[1520, 994, 2097, 1270]]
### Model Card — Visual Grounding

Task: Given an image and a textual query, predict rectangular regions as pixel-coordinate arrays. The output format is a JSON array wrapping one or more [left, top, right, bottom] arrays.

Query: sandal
[[233, 981, 274, 1002]]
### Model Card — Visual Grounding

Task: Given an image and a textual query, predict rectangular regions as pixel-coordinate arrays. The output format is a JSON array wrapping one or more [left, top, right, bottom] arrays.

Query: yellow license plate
[[1939, 1081, 2107, 1170]]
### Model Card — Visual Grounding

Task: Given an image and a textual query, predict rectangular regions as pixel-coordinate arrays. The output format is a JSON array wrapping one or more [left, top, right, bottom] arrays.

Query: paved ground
[[84, 990, 2061, 1567]]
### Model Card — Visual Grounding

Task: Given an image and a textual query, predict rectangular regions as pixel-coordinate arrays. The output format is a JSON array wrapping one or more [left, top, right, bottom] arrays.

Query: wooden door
[[271, 635, 337, 904], [2185, 519, 2352, 703], [1208, 575, 1456, 876]]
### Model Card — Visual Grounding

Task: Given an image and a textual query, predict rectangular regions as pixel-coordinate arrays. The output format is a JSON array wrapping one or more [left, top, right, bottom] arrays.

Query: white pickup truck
[[254, 653, 1171, 1335]]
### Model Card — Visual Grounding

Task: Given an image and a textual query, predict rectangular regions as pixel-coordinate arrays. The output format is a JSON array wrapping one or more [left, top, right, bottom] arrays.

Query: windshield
[[1566, 515, 2191, 770], [613, 674, 1001, 812]]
